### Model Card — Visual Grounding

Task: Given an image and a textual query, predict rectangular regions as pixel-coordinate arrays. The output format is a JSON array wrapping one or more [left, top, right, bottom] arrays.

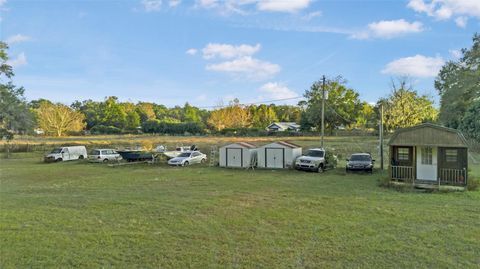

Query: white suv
[[295, 148, 327, 172], [89, 149, 122, 163]]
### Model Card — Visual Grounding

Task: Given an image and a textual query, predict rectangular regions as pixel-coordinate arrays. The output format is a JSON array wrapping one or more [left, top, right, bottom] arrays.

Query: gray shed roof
[[388, 123, 468, 148]]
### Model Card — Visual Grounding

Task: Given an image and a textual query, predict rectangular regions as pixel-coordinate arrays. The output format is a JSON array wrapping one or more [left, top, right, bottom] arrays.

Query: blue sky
[[1, 0, 479, 107]]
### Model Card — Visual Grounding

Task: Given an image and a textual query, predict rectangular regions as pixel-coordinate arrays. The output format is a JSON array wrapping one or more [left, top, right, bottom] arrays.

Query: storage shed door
[[266, 148, 284, 168], [417, 146, 437, 181], [226, 148, 242, 167]]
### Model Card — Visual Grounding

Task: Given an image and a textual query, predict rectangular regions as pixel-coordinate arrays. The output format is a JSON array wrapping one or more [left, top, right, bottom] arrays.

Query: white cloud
[[455, 16, 468, 27], [206, 56, 280, 80], [141, 0, 162, 12], [6, 52, 27, 68], [186, 48, 198, 55], [202, 43, 261, 59], [352, 19, 424, 39], [382, 55, 445, 78], [256, 0, 312, 13], [0, 0, 6, 7], [258, 82, 298, 100], [169, 0, 181, 7], [6, 34, 31, 44], [302, 11, 322, 20], [195, 0, 311, 14], [407, 0, 480, 27]]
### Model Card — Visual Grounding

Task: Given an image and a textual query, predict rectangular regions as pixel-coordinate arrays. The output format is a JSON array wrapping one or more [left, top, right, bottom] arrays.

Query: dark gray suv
[[346, 153, 374, 173]]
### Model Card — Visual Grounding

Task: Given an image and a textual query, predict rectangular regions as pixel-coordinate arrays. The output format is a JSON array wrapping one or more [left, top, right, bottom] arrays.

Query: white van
[[44, 146, 88, 162]]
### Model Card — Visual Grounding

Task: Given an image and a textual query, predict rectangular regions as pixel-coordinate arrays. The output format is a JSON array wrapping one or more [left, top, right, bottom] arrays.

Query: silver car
[[89, 149, 122, 163], [167, 151, 207, 166]]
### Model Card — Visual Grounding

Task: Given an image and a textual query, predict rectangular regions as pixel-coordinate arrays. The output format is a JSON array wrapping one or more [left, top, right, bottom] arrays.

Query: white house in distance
[[266, 122, 301, 132], [257, 141, 302, 169], [219, 142, 257, 168]]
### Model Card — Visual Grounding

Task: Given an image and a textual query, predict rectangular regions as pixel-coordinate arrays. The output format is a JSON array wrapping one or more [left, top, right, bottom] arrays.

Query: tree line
[[1, 33, 479, 140]]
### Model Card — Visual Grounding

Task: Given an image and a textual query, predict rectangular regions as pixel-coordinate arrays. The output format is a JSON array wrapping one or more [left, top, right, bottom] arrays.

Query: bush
[[467, 176, 479, 191], [141, 120, 205, 135], [90, 125, 122, 134]]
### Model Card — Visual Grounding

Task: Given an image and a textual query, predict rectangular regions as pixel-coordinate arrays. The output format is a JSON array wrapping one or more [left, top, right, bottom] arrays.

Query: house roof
[[221, 142, 256, 149], [267, 122, 300, 129], [262, 141, 301, 149], [388, 123, 468, 148]]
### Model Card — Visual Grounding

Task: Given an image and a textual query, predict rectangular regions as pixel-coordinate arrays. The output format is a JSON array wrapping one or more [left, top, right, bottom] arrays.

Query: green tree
[[98, 96, 127, 129], [0, 42, 34, 139], [459, 99, 480, 141], [136, 102, 157, 124], [303, 76, 362, 133], [381, 79, 438, 132], [435, 33, 480, 129], [249, 104, 278, 128], [353, 102, 376, 130], [122, 102, 141, 130]]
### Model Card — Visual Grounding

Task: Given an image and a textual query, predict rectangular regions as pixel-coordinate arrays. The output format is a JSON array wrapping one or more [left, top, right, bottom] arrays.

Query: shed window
[[446, 149, 458, 162], [397, 148, 410, 161], [421, 147, 433, 165]]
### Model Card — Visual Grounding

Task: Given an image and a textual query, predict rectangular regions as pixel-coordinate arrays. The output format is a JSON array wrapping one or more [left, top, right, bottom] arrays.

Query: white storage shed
[[257, 141, 302, 169], [219, 142, 257, 168]]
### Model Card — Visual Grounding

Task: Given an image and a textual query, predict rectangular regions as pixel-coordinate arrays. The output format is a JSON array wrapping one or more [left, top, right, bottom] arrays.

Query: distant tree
[[274, 105, 301, 123], [98, 96, 127, 129], [353, 102, 376, 130], [249, 104, 278, 128], [459, 99, 480, 141], [207, 99, 250, 130], [35, 101, 85, 136], [71, 99, 100, 129], [435, 33, 480, 129], [122, 102, 141, 130], [303, 76, 362, 133], [136, 102, 156, 124], [381, 79, 438, 132], [0, 41, 34, 139], [182, 102, 202, 123]]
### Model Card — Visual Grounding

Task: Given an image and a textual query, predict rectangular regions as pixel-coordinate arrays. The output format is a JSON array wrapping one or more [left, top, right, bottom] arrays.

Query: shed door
[[417, 146, 437, 181], [266, 148, 284, 168], [226, 148, 242, 167]]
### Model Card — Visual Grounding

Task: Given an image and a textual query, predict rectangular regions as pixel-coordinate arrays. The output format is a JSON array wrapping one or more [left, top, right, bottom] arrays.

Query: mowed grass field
[[1, 136, 479, 268]]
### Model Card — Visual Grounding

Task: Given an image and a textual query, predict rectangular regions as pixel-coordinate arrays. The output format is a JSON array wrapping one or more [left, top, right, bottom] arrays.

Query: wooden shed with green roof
[[388, 123, 469, 187]]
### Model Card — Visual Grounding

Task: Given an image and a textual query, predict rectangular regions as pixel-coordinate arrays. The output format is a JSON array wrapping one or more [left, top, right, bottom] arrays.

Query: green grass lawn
[[1, 152, 479, 268]]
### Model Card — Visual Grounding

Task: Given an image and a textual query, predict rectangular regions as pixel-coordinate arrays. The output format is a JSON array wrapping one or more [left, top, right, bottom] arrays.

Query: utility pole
[[379, 103, 384, 170], [321, 75, 326, 148]]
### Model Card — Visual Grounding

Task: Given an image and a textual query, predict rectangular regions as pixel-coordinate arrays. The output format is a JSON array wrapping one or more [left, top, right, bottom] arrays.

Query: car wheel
[[103, 159, 109, 163], [201, 158, 206, 164], [183, 161, 189, 167], [56, 158, 63, 162], [79, 155, 84, 160], [317, 164, 324, 173]]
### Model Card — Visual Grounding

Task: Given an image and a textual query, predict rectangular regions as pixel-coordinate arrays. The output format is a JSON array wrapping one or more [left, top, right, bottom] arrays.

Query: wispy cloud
[[195, 0, 312, 15], [6, 34, 32, 44], [202, 43, 261, 59], [141, 0, 162, 12], [382, 54, 445, 78], [186, 48, 198, 55], [351, 19, 424, 39], [258, 82, 298, 99], [206, 56, 280, 80]]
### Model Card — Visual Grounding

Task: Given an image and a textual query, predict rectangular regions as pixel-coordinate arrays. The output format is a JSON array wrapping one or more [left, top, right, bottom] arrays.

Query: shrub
[[467, 176, 479, 191], [90, 125, 122, 134]]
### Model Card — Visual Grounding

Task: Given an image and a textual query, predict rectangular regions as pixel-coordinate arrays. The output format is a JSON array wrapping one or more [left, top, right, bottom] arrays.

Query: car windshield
[[91, 150, 100, 155], [306, 150, 324, 157], [50, 148, 62, 153], [178, 152, 191, 158], [350, 155, 371, 161]]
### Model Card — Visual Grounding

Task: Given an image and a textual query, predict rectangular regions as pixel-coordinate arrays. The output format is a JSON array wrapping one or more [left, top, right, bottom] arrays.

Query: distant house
[[389, 123, 469, 188], [266, 122, 301, 132]]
